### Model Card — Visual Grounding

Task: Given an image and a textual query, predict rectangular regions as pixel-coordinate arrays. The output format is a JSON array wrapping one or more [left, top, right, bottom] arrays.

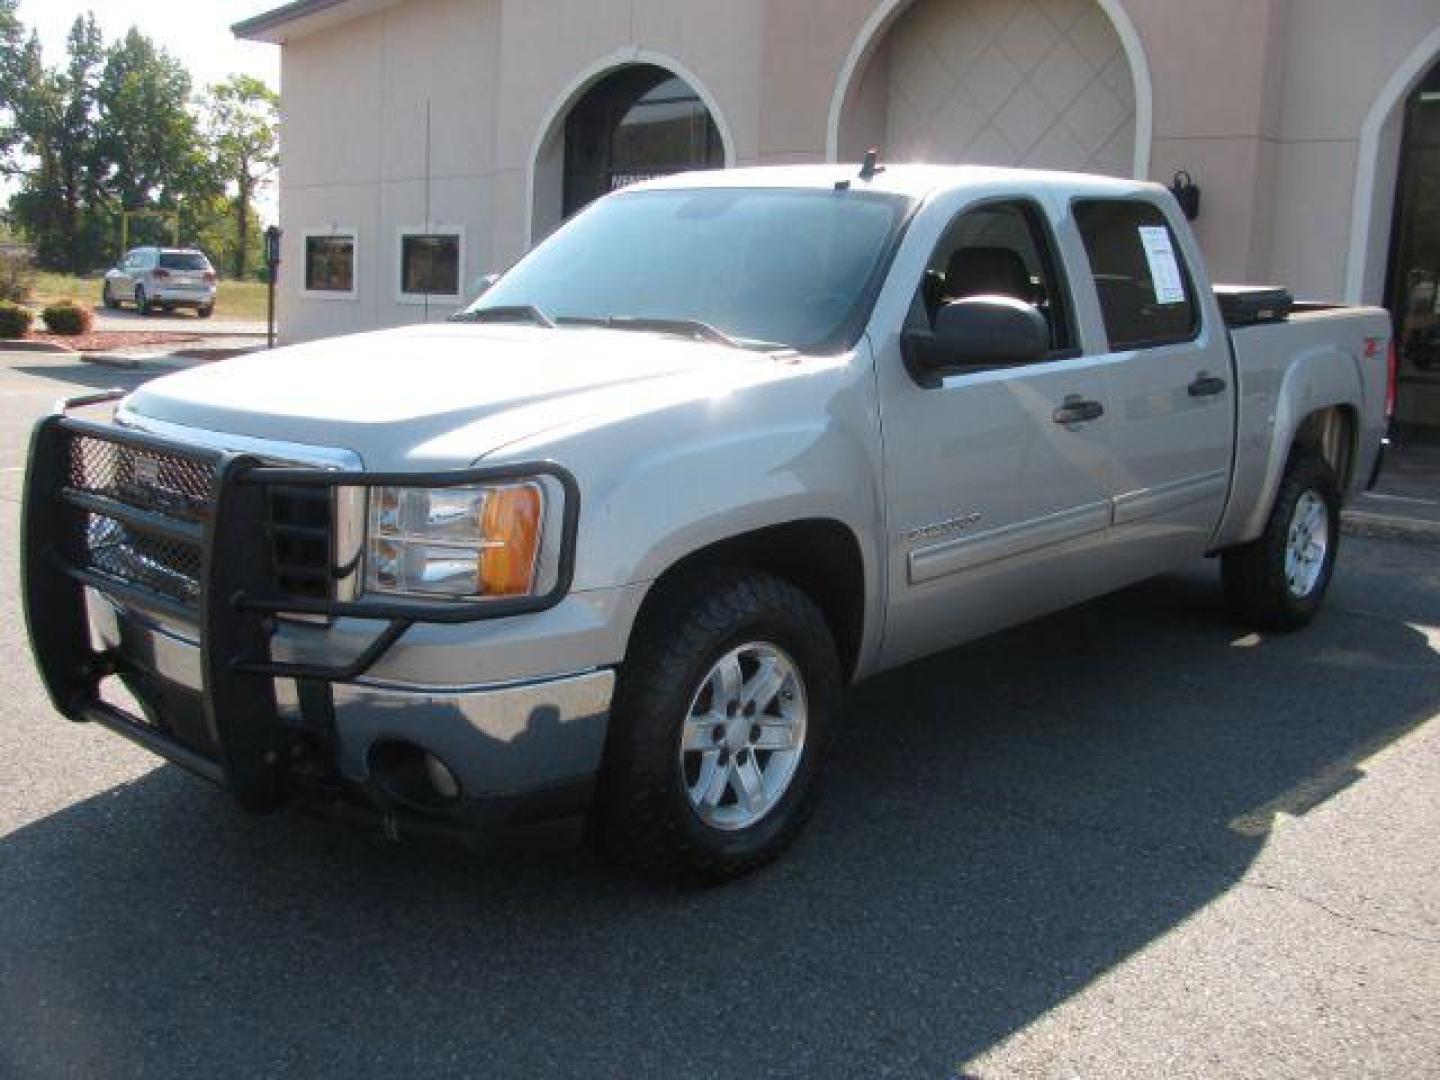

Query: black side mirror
[[902, 295, 1050, 386]]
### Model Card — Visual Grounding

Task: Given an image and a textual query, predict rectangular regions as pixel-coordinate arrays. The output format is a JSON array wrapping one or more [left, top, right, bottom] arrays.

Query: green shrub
[[41, 300, 92, 335], [0, 301, 30, 338], [0, 250, 35, 304]]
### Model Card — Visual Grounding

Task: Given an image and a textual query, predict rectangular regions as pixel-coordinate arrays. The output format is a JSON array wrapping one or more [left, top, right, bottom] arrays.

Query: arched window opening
[[562, 65, 724, 218]]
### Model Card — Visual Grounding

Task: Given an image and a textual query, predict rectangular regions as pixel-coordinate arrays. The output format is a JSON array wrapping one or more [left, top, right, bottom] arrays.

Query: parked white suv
[[102, 247, 217, 318]]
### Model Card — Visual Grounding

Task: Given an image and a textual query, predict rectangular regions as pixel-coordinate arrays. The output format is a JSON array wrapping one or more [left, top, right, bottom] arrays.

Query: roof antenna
[[858, 148, 885, 182]]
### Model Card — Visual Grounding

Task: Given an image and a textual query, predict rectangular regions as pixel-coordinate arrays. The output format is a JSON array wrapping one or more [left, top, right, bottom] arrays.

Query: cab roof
[[630, 163, 1163, 204]]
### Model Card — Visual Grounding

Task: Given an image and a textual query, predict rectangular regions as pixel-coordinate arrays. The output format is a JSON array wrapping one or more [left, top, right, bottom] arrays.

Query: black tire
[[1221, 448, 1340, 631], [595, 568, 841, 882], [197, 304, 214, 319], [102, 281, 119, 309], [134, 286, 151, 316]]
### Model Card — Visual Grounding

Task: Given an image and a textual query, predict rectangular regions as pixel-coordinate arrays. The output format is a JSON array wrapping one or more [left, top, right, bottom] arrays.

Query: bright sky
[[17, 0, 281, 92]]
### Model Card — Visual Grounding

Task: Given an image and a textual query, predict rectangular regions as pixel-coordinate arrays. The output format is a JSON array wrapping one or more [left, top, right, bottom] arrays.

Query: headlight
[[366, 482, 545, 598]]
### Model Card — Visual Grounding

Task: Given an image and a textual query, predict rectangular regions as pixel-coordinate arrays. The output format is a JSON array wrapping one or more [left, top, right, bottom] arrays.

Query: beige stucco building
[[237, 0, 1440, 429]]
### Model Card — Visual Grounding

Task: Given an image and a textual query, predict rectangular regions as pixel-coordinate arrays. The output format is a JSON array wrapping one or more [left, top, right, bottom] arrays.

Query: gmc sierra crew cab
[[22, 164, 1393, 880]]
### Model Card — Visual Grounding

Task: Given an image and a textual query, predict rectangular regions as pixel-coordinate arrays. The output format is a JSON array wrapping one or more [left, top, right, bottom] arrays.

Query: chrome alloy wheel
[[1284, 489, 1330, 598], [678, 641, 808, 831]]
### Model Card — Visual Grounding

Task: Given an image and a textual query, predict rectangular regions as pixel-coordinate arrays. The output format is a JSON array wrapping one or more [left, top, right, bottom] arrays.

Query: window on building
[[1073, 200, 1198, 351], [562, 64, 724, 218], [304, 233, 356, 295], [399, 231, 462, 301]]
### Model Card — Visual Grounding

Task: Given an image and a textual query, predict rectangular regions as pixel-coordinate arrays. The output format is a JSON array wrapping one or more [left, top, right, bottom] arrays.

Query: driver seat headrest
[[944, 246, 1034, 303]]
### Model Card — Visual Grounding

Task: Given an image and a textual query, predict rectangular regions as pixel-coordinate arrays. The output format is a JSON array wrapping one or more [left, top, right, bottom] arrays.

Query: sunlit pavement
[[1, 353, 1436, 1079], [87, 306, 267, 336]]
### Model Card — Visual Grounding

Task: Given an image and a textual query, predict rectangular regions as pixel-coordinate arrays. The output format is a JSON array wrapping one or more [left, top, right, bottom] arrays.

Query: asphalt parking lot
[[1, 354, 1436, 1079]]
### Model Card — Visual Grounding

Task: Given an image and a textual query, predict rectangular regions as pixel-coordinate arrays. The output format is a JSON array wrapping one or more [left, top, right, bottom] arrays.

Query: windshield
[[468, 187, 912, 351]]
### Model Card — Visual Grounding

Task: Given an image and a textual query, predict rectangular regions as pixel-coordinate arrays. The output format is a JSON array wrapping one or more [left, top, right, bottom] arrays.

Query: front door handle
[[1052, 397, 1105, 425], [1188, 372, 1228, 398]]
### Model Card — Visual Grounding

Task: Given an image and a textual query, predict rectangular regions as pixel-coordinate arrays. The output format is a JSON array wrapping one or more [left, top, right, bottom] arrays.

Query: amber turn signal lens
[[477, 484, 543, 596]]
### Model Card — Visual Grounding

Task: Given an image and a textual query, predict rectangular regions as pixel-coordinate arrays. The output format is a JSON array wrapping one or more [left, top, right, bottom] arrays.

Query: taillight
[[203, 271, 216, 283], [1385, 338, 1399, 420], [152, 267, 170, 280]]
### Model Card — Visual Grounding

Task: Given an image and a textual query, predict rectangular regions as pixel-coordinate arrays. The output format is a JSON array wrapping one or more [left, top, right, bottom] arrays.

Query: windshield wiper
[[561, 315, 746, 349], [450, 304, 556, 328]]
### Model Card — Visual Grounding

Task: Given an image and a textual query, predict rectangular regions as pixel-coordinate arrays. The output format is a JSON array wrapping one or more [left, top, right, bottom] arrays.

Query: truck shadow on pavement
[[2, 554, 1437, 1078]]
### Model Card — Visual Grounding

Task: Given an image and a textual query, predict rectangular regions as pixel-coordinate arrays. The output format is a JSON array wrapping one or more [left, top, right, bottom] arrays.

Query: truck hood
[[122, 323, 767, 468]]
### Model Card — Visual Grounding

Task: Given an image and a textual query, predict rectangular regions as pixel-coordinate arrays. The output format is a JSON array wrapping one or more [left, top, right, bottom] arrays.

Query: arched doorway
[[1386, 59, 1440, 431], [529, 60, 728, 244], [828, 0, 1148, 179]]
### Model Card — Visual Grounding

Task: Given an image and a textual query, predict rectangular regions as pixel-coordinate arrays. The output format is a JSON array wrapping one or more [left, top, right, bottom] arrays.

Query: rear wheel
[[134, 285, 151, 316], [102, 281, 119, 309], [197, 303, 214, 319], [595, 568, 840, 881], [1221, 448, 1340, 631]]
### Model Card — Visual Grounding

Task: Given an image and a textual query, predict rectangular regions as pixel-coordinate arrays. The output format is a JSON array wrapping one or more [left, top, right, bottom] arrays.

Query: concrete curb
[[1342, 509, 1440, 545], [0, 339, 78, 354]]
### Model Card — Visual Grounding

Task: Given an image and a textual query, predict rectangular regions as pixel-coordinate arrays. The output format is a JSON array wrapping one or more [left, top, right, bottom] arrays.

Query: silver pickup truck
[[22, 164, 1393, 880]]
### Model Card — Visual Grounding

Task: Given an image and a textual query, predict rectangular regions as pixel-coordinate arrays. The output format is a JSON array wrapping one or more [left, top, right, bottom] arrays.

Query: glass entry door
[[1387, 62, 1440, 432], [563, 65, 724, 219]]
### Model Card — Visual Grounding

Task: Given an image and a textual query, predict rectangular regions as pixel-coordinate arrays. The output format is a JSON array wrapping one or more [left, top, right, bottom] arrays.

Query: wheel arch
[[627, 518, 869, 683], [1222, 346, 1365, 548], [1293, 404, 1358, 493]]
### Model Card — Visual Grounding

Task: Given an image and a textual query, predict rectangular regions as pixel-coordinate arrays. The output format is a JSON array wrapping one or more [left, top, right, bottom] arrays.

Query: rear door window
[[1073, 200, 1198, 351], [159, 252, 211, 272]]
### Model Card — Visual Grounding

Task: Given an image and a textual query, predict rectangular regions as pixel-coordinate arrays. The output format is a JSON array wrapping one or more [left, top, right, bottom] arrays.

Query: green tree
[[205, 75, 278, 279], [7, 15, 109, 271], [96, 29, 210, 213], [0, 0, 25, 159]]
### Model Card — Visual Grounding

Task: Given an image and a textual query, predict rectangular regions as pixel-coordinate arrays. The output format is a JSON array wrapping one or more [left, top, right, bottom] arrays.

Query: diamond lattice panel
[[884, 0, 1136, 176]]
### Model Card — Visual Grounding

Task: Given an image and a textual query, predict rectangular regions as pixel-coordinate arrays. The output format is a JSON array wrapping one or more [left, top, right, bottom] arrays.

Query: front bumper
[[21, 396, 602, 832], [86, 593, 613, 816]]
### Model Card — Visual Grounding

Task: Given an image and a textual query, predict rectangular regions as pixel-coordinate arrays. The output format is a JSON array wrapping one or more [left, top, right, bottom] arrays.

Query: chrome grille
[[65, 432, 335, 609], [68, 434, 214, 523], [68, 435, 215, 606]]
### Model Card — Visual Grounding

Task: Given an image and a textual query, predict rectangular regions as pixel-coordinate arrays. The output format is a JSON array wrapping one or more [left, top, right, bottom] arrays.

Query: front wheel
[[102, 281, 119, 309], [1221, 448, 1340, 631], [595, 569, 841, 881], [134, 286, 151, 316], [197, 303, 214, 319]]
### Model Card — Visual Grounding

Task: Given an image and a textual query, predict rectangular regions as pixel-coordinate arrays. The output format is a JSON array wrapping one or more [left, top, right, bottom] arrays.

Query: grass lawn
[[30, 271, 271, 321]]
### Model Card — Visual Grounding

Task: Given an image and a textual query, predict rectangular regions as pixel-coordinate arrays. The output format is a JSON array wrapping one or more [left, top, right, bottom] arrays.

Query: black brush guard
[[21, 394, 579, 812]]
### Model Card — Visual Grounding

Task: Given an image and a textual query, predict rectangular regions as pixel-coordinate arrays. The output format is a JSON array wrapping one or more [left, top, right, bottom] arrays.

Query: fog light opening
[[367, 739, 461, 811]]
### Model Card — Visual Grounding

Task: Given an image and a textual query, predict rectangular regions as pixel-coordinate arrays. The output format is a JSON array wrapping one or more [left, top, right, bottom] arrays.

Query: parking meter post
[[264, 226, 282, 350]]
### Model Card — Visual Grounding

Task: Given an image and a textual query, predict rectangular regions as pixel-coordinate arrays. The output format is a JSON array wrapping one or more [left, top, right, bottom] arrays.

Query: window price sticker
[[1138, 225, 1187, 305]]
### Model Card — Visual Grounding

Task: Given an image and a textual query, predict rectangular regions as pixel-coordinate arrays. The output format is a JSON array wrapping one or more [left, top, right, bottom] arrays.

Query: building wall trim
[[1344, 23, 1440, 304]]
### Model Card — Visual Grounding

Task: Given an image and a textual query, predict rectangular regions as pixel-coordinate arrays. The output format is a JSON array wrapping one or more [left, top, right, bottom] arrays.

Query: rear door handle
[[1052, 398, 1105, 425], [1188, 373, 1228, 398]]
